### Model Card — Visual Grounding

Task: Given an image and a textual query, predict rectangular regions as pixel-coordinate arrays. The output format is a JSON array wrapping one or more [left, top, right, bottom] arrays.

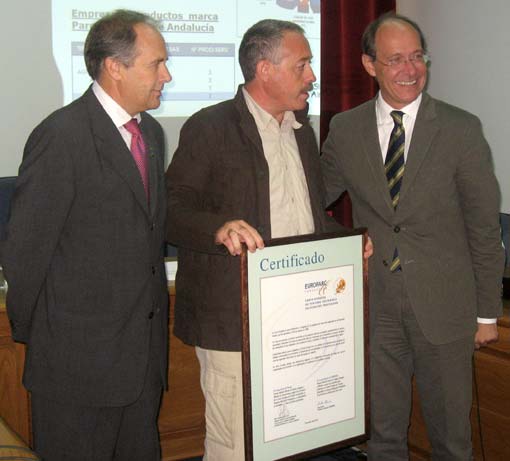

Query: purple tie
[[124, 119, 149, 200]]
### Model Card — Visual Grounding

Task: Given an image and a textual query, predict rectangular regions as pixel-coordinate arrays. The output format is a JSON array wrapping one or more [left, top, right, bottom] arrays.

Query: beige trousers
[[195, 347, 245, 461]]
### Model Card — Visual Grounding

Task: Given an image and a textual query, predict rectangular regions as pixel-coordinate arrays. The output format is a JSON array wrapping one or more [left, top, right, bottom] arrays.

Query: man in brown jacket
[[166, 19, 365, 461]]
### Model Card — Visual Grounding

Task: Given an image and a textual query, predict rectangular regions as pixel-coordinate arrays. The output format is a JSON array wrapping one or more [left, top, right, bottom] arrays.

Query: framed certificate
[[240, 230, 369, 461]]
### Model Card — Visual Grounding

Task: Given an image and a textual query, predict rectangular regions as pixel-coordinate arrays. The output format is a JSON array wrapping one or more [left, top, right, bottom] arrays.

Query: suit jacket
[[1, 87, 169, 406], [166, 86, 338, 351], [321, 93, 504, 344]]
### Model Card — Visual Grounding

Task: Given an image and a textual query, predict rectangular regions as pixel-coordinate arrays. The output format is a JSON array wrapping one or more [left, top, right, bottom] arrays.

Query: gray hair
[[361, 12, 427, 59], [239, 19, 305, 82], [84, 9, 160, 80]]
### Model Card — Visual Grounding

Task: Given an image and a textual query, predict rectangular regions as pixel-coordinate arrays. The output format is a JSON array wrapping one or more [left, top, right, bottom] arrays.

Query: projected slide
[[52, 0, 321, 117]]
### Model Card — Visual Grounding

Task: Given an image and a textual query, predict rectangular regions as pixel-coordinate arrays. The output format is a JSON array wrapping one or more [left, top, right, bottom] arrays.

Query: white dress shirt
[[92, 81, 141, 150], [376, 92, 421, 162]]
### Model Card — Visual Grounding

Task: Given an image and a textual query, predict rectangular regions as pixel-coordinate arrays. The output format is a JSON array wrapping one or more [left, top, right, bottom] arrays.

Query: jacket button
[[382, 260, 389, 267], [148, 311, 154, 319], [394, 226, 400, 233], [151, 266, 156, 275]]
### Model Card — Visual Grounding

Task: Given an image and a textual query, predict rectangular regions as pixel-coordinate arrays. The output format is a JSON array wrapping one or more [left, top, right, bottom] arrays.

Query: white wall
[[1, 0, 61, 177], [397, 0, 510, 212]]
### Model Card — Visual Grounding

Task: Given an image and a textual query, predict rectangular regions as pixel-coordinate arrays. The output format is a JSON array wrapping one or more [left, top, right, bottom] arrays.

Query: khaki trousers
[[196, 347, 245, 461]]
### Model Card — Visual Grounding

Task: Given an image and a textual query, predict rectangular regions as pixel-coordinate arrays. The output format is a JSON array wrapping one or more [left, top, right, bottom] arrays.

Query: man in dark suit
[[321, 13, 504, 460], [1, 10, 171, 461]]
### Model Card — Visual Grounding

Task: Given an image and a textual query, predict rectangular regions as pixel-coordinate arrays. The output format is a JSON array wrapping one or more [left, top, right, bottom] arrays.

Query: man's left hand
[[364, 237, 374, 260], [474, 323, 499, 350]]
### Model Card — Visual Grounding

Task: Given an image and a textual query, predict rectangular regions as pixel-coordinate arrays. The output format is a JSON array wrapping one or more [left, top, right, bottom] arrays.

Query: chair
[[0, 176, 16, 240], [0, 416, 39, 460]]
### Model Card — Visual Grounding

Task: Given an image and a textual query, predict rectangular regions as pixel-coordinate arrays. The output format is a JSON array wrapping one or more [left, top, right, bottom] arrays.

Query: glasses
[[373, 52, 430, 68]]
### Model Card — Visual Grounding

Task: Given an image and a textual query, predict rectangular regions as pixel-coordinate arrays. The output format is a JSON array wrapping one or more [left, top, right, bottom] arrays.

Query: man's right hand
[[215, 220, 265, 256]]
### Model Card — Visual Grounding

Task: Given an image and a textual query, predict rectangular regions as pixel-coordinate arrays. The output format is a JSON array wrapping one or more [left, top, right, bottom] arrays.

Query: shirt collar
[[375, 91, 422, 125], [92, 81, 141, 128], [242, 86, 302, 131]]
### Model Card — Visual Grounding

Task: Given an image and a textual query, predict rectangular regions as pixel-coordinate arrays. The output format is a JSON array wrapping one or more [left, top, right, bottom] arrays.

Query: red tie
[[124, 119, 149, 200]]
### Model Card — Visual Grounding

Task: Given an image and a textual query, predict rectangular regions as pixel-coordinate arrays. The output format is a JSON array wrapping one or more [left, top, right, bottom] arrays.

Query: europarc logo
[[276, 0, 320, 14], [304, 278, 346, 296], [304, 279, 328, 295]]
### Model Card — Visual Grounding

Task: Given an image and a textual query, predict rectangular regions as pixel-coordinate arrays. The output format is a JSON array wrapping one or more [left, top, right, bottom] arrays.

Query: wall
[[397, 0, 510, 212]]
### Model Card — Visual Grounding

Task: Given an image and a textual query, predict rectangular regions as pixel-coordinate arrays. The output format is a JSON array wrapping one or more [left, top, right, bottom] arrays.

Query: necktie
[[124, 119, 149, 200], [385, 110, 405, 272]]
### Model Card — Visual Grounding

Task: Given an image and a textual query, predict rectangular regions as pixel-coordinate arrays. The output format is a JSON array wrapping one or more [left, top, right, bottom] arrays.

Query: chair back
[[0, 177, 16, 240]]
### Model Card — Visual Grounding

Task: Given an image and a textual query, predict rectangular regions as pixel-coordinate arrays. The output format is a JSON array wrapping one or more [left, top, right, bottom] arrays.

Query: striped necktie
[[385, 110, 405, 271]]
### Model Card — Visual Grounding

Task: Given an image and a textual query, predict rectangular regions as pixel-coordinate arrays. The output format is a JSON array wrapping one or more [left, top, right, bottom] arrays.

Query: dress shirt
[[243, 87, 314, 238], [376, 92, 421, 162], [92, 81, 141, 150], [375, 91, 496, 325]]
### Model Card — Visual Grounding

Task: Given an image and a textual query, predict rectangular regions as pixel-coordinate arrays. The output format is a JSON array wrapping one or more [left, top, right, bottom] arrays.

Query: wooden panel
[[409, 450, 431, 461], [408, 304, 510, 460], [473, 351, 510, 416], [158, 290, 205, 461], [471, 344, 510, 461], [0, 301, 31, 445], [159, 292, 205, 461], [472, 408, 510, 461]]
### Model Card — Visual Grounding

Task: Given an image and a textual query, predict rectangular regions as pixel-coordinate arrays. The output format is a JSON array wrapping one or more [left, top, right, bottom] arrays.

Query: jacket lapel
[[398, 93, 439, 206], [85, 89, 150, 217], [358, 99, 396, 214], [140, 115, 160, 219], [234, 89, 265, 157], [294, 121, 313, 175]]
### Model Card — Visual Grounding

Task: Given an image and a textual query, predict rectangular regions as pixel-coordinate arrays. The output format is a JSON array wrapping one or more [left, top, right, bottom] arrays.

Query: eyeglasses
[[373, 52, 430, 68]]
